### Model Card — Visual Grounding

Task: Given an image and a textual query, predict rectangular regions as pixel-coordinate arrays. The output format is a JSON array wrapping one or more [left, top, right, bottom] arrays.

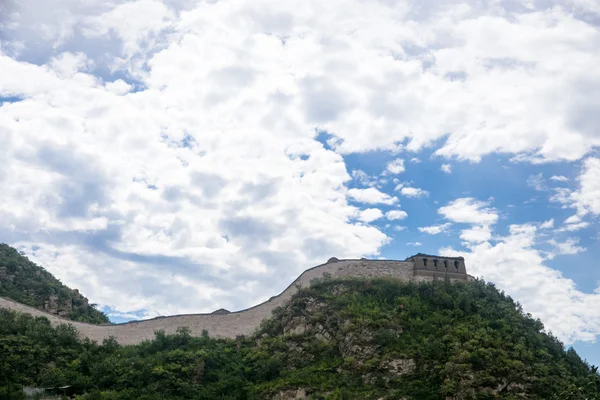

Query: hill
[[1, 276, 598, 399], [0, 243, 109, 324]]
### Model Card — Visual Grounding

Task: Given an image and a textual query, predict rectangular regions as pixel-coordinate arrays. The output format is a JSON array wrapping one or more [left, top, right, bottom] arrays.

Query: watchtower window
[[444, 260, 448, 268], [423, 258, 428, 267], [433, 259, 438, 268], [454, 260, 459, 269]]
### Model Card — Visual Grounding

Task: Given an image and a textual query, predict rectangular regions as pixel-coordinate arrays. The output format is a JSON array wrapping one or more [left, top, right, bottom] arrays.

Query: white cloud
[[105, 79, 132, 95], [358, 208, 384, 223], [548, 158, 599, 232], [410, 158, 421, 163], [441, 164, 452, 174], [407, 241, 422, 246], [558, 221, 590, 232], [82, 0, 176, 58], [460, 225, 492, 243], [418, 223, 451, 235], [347, 188, 398, 205], [386, 158, 405, 174], [572, 157, 600, 216], [550, 175, 569, 182], [2, 0, 600, 163], [385, 210, 408, 221], [399, 186, 429, 198], [551, 158, 600, 217], [527, 173, 547, 191], [539, 218, 554, 229], [439, 197, 498, 249], [351, 170, 376, 187], [438, 198, 498, 225], [549, 238, 586, 256]]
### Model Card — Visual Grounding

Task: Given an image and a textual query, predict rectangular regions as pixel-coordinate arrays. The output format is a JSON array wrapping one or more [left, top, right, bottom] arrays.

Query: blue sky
[[1, 0, 600, 366]]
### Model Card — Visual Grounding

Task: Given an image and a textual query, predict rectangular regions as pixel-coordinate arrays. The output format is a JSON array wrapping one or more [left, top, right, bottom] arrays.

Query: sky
[[1, 0, 599, 364]]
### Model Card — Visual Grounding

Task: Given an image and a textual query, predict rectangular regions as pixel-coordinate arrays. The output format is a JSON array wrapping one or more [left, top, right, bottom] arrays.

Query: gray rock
[[272, 388, 307, 399]]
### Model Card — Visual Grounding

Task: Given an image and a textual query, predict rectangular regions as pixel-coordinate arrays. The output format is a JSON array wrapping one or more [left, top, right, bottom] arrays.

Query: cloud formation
[[347, 188, 399, 205], [386, 159, 405, 174], [418, 223, 452, 235], [396, 185, 429, 198], [385, 210, 408, 221], [438, 198, 498, 226]]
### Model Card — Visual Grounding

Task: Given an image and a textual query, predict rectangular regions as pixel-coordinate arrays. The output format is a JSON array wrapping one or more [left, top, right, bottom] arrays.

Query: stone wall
[[407, 253, 467, 275], [0, 259, 471, 345]]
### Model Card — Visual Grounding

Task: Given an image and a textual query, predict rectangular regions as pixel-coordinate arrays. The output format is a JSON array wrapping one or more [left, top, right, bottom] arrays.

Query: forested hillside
[[1, 277, 598, 399], [0, 243, 109, 324]]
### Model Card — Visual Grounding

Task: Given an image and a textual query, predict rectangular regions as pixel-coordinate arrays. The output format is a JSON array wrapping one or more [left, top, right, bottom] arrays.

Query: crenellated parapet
[[405, 253, 469, 281]]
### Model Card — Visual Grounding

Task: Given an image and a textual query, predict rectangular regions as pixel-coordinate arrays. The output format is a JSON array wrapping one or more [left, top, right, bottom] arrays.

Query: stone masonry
[[0, 256, 472, 345]]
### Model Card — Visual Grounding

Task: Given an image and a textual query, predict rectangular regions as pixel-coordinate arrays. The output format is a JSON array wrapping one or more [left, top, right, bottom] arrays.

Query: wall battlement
[[0, 256, 472, 345]]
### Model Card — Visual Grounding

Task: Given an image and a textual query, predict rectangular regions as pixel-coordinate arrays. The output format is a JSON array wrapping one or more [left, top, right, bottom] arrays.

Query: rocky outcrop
[[381, 358, 415, 377], [271, 388, 307, 400], [0, 266, 10, 281], [43, 295, 59, 314], [41, 289, 88, 317]]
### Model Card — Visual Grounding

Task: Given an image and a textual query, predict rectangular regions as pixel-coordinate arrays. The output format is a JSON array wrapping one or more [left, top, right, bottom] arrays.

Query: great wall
[[0, 254, 473, 345]]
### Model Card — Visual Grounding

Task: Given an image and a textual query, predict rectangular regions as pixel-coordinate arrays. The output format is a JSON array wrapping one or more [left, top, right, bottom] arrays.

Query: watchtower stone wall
[[406, 253, 469, 281], [0, 256, 472, 345]]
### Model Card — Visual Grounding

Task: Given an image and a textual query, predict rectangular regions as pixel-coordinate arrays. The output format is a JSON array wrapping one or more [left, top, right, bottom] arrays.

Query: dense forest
[[0, 244, 109, 324], [1, 277, 598, 399]]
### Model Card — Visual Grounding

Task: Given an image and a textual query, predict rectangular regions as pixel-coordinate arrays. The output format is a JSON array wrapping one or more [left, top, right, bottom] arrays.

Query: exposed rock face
[[0, 266, 9, 281], [73, 289, 90, 308], [283, 316, 310, 336], [58, 298, 73, 317], [339, 327, 376, 359], [272, 388, 307, 400], [44, 295, 59, 314], [381, 358, 415, 377], [41, 289, 88, 317]]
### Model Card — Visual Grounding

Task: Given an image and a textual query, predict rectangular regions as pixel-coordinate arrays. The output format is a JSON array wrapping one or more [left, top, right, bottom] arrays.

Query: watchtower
[[405, 253, 468, 281]]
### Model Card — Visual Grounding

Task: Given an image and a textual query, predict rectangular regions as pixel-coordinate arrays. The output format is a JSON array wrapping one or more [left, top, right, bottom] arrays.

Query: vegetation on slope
[[0, 277, 598, 399], [0, 243, 109, 324]]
